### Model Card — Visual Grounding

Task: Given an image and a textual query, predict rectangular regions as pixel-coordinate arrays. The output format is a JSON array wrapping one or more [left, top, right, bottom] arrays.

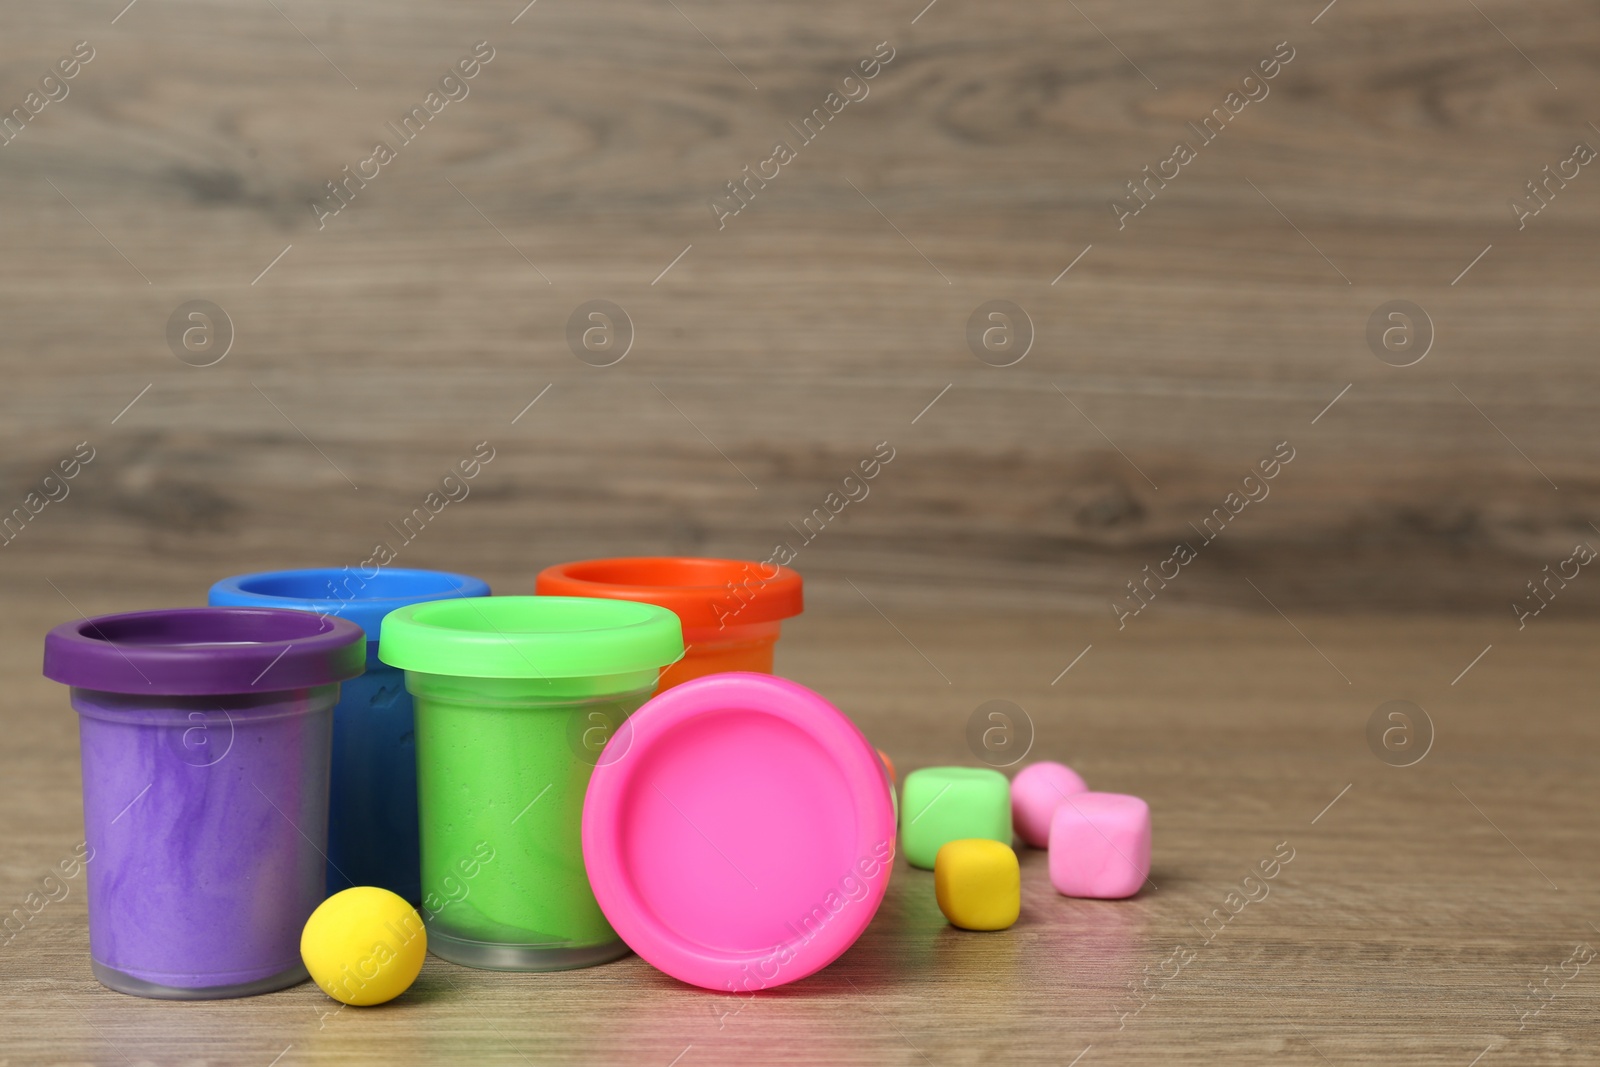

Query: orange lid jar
[[535, 557, 803, 691]]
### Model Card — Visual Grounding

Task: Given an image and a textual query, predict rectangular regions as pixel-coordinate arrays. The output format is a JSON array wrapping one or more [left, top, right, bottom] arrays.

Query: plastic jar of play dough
[[377, 595, 683, 970], [535, 557, 803, 691], [43, 608, 365, 999], [208, 567, 490, 904]]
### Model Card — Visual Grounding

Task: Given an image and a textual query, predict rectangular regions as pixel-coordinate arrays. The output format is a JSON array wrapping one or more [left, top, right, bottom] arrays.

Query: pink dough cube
[[1010, 761, 1088, 848], [1047, 792, 1150, 899]]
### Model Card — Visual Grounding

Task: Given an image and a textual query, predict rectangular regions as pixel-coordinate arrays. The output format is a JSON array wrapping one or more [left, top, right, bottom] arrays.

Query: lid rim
[[43, 607, 366, 695], [209, 567, 490, 639], [377, 595, 684, 681], [581, 672, 894, 991], [535, 557, 803, 629]]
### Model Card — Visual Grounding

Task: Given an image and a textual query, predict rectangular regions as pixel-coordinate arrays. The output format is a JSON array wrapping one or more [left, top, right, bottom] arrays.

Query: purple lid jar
[[44, 607, 365, 999]]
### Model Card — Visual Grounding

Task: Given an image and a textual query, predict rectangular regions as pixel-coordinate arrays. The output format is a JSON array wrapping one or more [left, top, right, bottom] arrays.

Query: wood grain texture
[[2, 0, 1600, 1062], [0, 0, 1598, 618], [4, 600, 1598, 1066]]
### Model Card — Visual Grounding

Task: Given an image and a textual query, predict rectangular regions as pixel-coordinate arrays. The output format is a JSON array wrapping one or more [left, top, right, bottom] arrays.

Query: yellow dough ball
[[300, 887, 427, 1005]]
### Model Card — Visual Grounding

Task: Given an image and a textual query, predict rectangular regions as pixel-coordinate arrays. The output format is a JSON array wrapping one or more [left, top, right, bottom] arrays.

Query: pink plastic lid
[[582, 672, 896, 993]]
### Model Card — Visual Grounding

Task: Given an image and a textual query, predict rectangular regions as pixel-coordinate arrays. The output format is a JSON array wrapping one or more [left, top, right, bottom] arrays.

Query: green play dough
[[378, 596, 685, 968], [899, 766, 1012, 869], [408, 673, 653, 951]]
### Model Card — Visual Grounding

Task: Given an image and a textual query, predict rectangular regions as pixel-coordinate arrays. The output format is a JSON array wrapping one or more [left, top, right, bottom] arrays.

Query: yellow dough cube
[[934, 838, 1020, 931]]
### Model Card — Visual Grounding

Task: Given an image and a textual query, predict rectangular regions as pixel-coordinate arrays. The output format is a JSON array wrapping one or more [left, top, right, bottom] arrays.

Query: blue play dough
[[209, 568, 490, 902]]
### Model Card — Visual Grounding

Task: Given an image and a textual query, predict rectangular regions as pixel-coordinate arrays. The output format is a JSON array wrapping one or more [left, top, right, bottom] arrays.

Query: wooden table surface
[[3, 0, 1599, 1061], [5, 600, 1597, 1065]]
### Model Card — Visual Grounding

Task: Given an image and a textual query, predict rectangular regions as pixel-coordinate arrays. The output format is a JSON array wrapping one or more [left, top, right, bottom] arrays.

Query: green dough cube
[[899, 767, 1012, 869]]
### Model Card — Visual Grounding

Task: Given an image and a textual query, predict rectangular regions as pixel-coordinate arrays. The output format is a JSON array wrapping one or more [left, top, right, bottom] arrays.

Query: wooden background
[[0, 0, 1597, 617], [2, 0, 1598, 1063]]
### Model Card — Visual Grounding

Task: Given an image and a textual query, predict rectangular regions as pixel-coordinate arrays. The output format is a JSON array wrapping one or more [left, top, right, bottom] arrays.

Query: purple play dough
[[75, 687, 335, 988], [44, 607, 365, 996]]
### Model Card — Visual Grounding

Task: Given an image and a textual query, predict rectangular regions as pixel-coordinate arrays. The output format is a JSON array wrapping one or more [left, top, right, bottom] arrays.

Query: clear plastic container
[[43, 607, 365, 998]]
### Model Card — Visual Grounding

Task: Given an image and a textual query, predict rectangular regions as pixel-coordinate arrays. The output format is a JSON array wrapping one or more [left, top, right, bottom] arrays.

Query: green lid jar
[[377, 596, 683, 971]]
